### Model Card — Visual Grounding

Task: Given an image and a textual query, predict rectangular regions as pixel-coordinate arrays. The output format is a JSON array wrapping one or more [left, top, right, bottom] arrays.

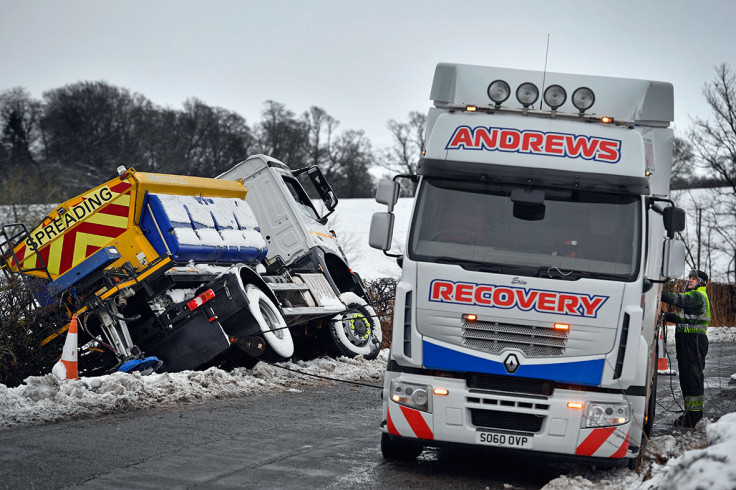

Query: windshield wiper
[[538, 267, 629, 281], [433, 257, 534, 275], [538, 267, 584, 280]]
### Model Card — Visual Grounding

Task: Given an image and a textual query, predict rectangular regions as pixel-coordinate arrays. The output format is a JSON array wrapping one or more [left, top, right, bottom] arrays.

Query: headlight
[[572, 87, 595, 112], [390, 380, 430, 412], [516, 82, 539, 107], [583, 401, 630, 428], [487, 80, 511, 105], [543, 84, 567, 110]]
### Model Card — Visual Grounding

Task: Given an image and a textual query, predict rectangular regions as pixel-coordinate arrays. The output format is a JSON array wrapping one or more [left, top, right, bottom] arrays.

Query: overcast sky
[[2, 1, 735, 150]]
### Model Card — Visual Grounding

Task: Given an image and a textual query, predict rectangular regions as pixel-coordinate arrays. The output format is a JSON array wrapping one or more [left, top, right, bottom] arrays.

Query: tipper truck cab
[[0, 156, 381, 376], [370, 63, 686, 468], [218, 154, 382, 360]]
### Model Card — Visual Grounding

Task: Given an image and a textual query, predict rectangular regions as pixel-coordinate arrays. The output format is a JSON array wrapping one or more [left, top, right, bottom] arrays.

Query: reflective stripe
[[674, 287, 710, 333], [682, 312, 711, 323], [685, 396, 704, 412]]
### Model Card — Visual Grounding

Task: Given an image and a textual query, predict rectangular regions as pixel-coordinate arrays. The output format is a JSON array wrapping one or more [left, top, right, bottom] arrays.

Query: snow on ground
[[0, 351, 386, 429], [3, 330, 736, 488], [542, 326, 736, 490], [328, 198, 412, 280]]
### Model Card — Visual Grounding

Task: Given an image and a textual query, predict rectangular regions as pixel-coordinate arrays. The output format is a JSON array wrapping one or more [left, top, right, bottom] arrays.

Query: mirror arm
[[647, 196, 675, 212], [292, 165, 316, 177], [393, 173, 419, 183]]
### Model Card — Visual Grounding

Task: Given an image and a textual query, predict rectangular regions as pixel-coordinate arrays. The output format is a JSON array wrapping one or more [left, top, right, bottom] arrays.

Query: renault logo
[[504, 354, 520, 374]]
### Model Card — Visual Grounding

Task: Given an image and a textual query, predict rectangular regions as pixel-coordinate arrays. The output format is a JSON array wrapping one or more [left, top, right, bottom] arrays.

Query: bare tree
[[689, 64, 736, 283], [0, 88, 43, 170], [303, 106, 338, 168], [40, 81, 155, 194], [252, 100, 309, 168], [377, 111, 425, 195]]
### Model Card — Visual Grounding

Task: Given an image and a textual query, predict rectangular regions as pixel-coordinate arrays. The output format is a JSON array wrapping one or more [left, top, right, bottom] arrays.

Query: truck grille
[[297, 273, 339, 306], [470, 408, 545, 432], [462, 319, 568, 357]]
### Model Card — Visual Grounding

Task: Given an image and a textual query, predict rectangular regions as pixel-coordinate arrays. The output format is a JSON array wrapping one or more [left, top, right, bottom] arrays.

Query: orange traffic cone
[[52, 316, 78, 380], [656, 328, 676, 375]]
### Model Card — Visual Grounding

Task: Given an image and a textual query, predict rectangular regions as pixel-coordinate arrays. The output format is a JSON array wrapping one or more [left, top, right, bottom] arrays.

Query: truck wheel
[[380, 433, 423, 460], [245, 284, 293, 362], [643, 370, 658, 437], [328, 292, 382, 360]]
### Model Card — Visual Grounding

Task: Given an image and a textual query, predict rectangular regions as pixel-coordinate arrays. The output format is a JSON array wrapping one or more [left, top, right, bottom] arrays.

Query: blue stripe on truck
[[422, 340, 604, 386]]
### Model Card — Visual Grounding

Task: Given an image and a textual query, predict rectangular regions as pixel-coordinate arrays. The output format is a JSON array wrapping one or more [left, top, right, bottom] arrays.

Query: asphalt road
[[1, 343, 734, 489]]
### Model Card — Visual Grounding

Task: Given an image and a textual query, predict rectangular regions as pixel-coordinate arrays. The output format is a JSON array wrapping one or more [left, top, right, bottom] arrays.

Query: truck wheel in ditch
[[380, 433, 423, 460], [245, 284, 293, 362], [328, 292, 382, 360]]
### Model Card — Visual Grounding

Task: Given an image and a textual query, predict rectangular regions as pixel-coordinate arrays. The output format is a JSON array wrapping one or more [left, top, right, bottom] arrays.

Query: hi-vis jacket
[[661, 285, 711, 334]]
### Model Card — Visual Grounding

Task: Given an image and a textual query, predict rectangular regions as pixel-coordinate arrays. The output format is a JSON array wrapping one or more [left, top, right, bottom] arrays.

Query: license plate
[[476, 431, 533, 449]]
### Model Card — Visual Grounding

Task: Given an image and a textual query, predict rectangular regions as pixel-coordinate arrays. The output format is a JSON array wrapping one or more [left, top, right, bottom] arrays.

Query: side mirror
[[306, 167, 339, 211], [662, 240, 686, 279], [369, 212, 394, 250], [375, 180, 400, 212], [663, 206, 686, 238]]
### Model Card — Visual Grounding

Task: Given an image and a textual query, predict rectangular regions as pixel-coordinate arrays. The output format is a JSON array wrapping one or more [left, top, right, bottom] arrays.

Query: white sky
[[1, 1, 735, 149]]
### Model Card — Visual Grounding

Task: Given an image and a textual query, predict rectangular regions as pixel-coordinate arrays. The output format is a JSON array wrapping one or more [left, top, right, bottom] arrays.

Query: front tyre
[[380, 433, 423, 460], [245, 284, 293, 362], [328, 292, 382, 360]]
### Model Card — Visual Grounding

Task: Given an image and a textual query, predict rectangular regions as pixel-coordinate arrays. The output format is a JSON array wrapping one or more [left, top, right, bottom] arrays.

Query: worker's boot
[[673, 411, 702, 428]]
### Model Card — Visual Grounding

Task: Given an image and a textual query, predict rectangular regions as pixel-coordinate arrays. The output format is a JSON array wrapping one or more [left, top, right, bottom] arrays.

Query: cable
[[259, 357, 383, 390]]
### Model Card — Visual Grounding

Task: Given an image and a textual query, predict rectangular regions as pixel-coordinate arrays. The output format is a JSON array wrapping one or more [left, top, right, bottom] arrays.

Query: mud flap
[[146, 311, 230, 372]]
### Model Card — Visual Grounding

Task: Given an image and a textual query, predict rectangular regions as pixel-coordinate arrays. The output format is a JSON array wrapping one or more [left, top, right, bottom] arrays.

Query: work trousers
[[675, 331, 709, 414]]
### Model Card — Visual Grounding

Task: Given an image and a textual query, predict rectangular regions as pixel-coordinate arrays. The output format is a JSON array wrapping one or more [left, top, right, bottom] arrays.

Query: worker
[[661, 269, 711, 428]]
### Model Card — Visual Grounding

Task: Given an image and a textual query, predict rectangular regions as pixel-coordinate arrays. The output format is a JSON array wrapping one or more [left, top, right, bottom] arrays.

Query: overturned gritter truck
[[0, 155, 381, 376]]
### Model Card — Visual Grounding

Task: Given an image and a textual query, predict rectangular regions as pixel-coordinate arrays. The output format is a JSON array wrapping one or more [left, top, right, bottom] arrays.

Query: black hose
[[104, 301, 141, 322], [79, 314, 118, 355]]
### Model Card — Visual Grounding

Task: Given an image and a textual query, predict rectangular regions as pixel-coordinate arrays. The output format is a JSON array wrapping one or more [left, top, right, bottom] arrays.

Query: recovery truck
[[370, 63, 687, 468], [0, 156, 380, 376]]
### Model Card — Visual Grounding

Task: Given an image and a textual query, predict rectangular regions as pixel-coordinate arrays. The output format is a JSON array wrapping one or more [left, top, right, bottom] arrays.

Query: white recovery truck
[[369, 63, 686, 467]]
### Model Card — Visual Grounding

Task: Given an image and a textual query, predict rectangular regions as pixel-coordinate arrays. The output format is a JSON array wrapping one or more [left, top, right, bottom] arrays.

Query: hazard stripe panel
[[387, 402, 434, 440], [575, 424, 630, 458], [16, 189, 132, 278]]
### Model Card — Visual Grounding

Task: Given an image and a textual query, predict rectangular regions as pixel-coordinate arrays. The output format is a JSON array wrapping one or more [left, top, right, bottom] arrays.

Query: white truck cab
[[219, 155, 381, 360], [371, 63, 686, 468]]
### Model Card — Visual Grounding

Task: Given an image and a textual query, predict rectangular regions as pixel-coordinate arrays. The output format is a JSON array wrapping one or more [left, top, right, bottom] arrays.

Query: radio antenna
[[540, 34, 550, 109]]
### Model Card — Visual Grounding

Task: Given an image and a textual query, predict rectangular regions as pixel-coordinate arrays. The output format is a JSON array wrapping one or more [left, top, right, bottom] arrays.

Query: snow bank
[[541, 417, 736, 490], [708, 326, 736, 343], [0, 351, 387, 429], [641, 414, 736, 489]]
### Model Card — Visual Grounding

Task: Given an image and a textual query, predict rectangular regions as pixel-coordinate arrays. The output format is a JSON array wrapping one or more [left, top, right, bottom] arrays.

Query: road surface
[[1, 344, 734, 489]]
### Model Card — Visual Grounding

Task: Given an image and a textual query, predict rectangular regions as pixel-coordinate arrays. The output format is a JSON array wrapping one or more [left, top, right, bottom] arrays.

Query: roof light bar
[[543, 84, 567, 110], [516, 82, 539, 108], [487, 80, 511, 105], [572, 87, 595, 112]]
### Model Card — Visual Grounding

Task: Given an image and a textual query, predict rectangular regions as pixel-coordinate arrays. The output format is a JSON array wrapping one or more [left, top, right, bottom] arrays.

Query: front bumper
[[382, 371, 633, 460]]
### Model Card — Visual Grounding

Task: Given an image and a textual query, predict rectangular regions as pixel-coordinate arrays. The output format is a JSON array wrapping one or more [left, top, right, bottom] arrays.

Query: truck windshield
[[282, 175, 321, 221], [408, 178, 641, 280]]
